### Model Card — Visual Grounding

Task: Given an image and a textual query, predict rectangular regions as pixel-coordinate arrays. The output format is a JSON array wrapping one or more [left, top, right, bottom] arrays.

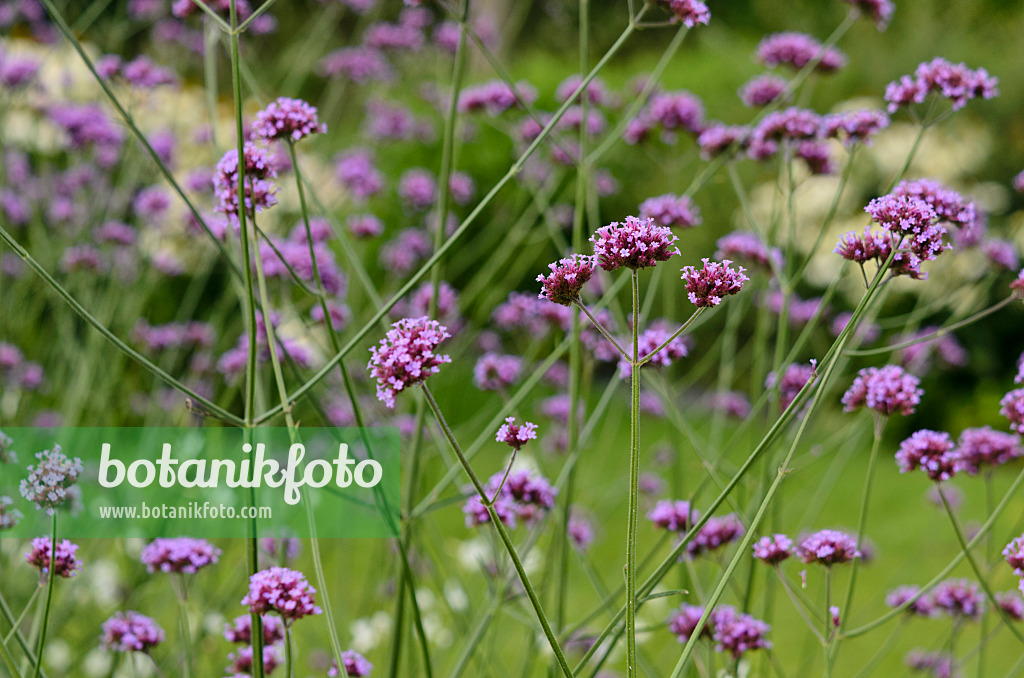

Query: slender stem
[[284, 625, 293, 678], [3, 587, 41, 646], [419, 384, 573, 678], [636, 307, 705, 367], [0, 592, 46, 678], [625, 270, 642, 678], [824, 568, 833, 678], [174, 577, 192, 678], [31, 513, 57, 678], [574, 299, 630, 360], [489, 448, 519, 504], [0, 632, 21, 678]]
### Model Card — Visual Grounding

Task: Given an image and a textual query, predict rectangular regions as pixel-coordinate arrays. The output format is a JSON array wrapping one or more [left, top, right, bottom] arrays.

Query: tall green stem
[[31, 513, 57, 678], [625, 269, 641, 677]]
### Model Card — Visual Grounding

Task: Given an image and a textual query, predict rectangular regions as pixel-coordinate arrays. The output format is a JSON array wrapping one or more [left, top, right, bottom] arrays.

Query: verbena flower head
[[932, 578, 984, 620], [696, 123, 748, 159], [842, 0, 895, 30], [892, 179, 975, 229], [712, 607, 772, 659], [766, 361, 817, 410], [841, 365, 923, 416], [823, 109, 890, 147], [335, 148, 384, 200], [140, 537, 221, 574], [757, 33, 846, 72], [687, 514, 746, 558], [668, 604, 711, 643], [618, 320, 691, 378], [895, 430, 958, 481], [213, 143, 278, 218], [223, 614, 285, 645], [638, 194, 702, 230], [319, 46, 393, 84], [0, 496, 22, 530], [473, 353, 522, 391], [464, 469, 557, 528], [752, 534, 794, 565], [715, 231, 781, 272], [954, 427, 1023, 475], [590, 216, 679, 271], [226, 645, 282, 677], [680, 259, 749, 307], [1013, 269, 1024, 296], [1004, 534, 1024, 575], [252, 97, 326, 142], [798, 529, 861, 566], [834, 227, 892, 264], [26, 537, 82, 578], [536, 254, 596, 306], [367, 317, 452, 408], [739, 74, 788, 108], [19, 445, 83, 513], [662, 0, 710, 27], [457, 80, 536, 115], [100, 611, 165, 653], [996, 591, 1024, 622], [568, 512, 595, 551], [865, 194, 938, 238], [329, 650, 374, 677], [648, 500, 698, 532], [495, 417, 538, 450], [886, 586, 937, 617], [1000, 388, 1024, 434], [242, 567, 323, 623], [885, 57, 999, 113], [398, 168, 437, 211]]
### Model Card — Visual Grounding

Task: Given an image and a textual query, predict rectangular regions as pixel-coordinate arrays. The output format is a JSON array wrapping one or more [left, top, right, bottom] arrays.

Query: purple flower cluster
[[687, 514, 746, 558], [19, 445, 83, 513], [398, 168, 437, 210], [242, 567, 323, 623], [638, 194, 701, 229], [842, 0, 895, 30], [101, 611, 165, 653], [696, 123, 748, 159], [495, 417, 538, 450], [885, 57, 999, 113], [252, 97, 326, 142], [329, 650, 374, 677], [537, 254, 596, 306], [668, 605, 771, 659], [886, 586, 937, 617], [457, 80, 536, 116], [647, 499, 697, 532], [26, 537, 82, 578], [766, 361, 816, 410], [841, 365, 923, 416], [747, 107, 822, 160], [752, 534, 794, 565], [463, 469, 557, 528], [661, 0, 710, 27], [367, 317, 451, 408], [140, 537, 221, 574], [1001, 388, 1024, 434], [590, 216, 679, 271], [714, 232, 781, 272], [625, 91, 705, 145], [797, 530, 861, 566], [473, 353, 522, 391], [932, 578, 984, 620], [739, 74, 788, 108], [0, 342, 45, 391], [823, 109, 890, 147], [223, 614, 285, 645], [213, 143, 279, 219], [225, 645, 282, 677], [895, 430, 958, 481], [335, 148, 384, 200], [618, 320, 691, 378], [954, 427, 1023, 474], [320, 46, 392, 84], [892, 179, 976, 229], [757, 33, 846, 73], [680, 258, 749, 307], [0, 496, 22, 530]]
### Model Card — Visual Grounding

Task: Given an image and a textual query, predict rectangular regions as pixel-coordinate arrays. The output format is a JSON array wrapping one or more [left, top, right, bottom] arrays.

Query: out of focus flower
[[841, 365, 922, 416], [885, 58, 998, 114], [932, 579, 984, 620], [895, 430, 958, 481], [639, 194, 701, 229], [223, 615, 285, 645], [739, 75, 788, 108], [0, 496, 22, 530], [886, 586, 937, 617], [473, 353, 522, 391], [661, 0, 710, 26], [140, 538, 221, 574], [752, 534, 793, 565], [100, 612, 164, 653], [648, 500, 697, 532], [1001, 388, 1024, 434], [757, 33, 846, 72], [687, 514, 745, 557], [953, 427, 1023, 475], [225, 645, 282, 677], [19, 445, 83, 513], [463, 469, 556, 528], [842, 0, 894, 29], [329, 650, 374, 676]]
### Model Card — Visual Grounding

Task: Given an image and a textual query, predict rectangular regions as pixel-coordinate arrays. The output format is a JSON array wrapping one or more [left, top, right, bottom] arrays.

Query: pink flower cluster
[[252, 97, 326, 142], [668, 604, 771, 659], [841, 365, 923, 416], [463, 469, 557, 528], [19, 445, 83, 513], [895, 430, 958, 481], [495, 417, 538, 450], [101, 611, 165, 653], [680, 258, 749, 307], [752, 534, 794, 565], [885, 57, 999, 113], [638, 194, 701, 229], [367, 317, 452, 408], [757, 32, 846, 73], [213, 143, 279, 219], [25, 537, 83, 578], [241, 567, 323, 623], [140, 537, 221, 574], [329, 650, 374, 677], [647, 499, 698, 532], [536, 254, 596, 306], [591, 216, 680, 271], [798, 530, 862, 566]]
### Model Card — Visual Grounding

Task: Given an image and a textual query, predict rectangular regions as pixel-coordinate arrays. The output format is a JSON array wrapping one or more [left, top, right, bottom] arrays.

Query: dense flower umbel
[[896, 430, 958, 481], [668, 604, 711, 643], [798, 530, 862, 566], [757, 32, 846, 72], [1004, 535, 1024, 575], [19, 445, 83, 513], [932, 579, 984, 620], [714, 231, 781, 272], [648, 500, 698, 532], [884, 57, 999, 113], [752, 534, 794, 565], [893, 179, 976, 229], [687, 514, 746, 558], [0, 496, 22, 530], [823, 109, 890, 147], [590, 216, 679, 271], [668, 605, 771, 659], [1000, 388, 1024, 434], [252, 97, 326, 142], [223, 614, 285, 645], [329, 650, 374, 677], [495, 417, 538, 450], [886, 586, 937, 617], [680, 259, 749, 307], [100, 611, 165, 653], [463, 469, 557, 528], [996, 592, 1024, 622], [213, 144, 279, 218], [739, 74, 788, 108], [954, 427, 1023, 474], [841, 365, 923, 416], [473, 353, 523, 391], [537, 254, 596, 305], [242, 567, 323, 623], [140, 537, 221, 574], [26, 537, 82, 578], [367, 317, 451, 408]]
